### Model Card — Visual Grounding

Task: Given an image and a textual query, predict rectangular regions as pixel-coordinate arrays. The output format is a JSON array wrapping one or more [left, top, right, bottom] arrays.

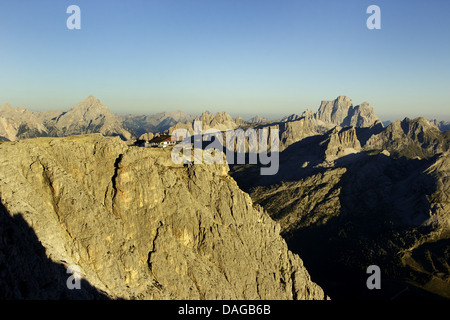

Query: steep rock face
[[314, 96, 380, 128], [365, 117, 450, 158], [45, 96, 133, 140], [355, 120, 385, 147], [208, 112, 237, 130], [0, 103, 48, 141], [234, 116, 245, 127], [315, 96, 353, 125], [263, 97, 380, 153], [278, 117, 320, 151], [249, 116, 333, 153], [343, 102, 380, 127], [0, 134, 325, 300], [323, 127, 362, 162]]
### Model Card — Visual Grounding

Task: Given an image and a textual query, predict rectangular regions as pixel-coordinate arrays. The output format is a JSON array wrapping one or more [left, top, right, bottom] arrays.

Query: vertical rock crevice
[[0, 135, 327, 300], [111, 153, 123, 203]]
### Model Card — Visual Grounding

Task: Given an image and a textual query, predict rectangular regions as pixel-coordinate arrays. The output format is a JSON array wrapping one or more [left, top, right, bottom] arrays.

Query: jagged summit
[[254, 96, 381, 152], [385, 117, 442, 140], [316, 95, 353, 125], [281, 114, 302, 122], [247, 115, 270, 124], [0, 102, 48, 141], [168, 110, 238, 134], [364, 116, 449, 158], [314, 96, 381, 128], [0, 102, 13, 111]]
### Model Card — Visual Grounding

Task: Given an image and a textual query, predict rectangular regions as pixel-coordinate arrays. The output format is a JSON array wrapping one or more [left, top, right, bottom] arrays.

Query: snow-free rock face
[[0, 134, 326, 300], [260, 96, 381, 153], [45, 96, 133, 140], [0, 97, 134, 141], [314, 96, 380, 128], [230, 114, 450, 299], [344, 102, 380, 127], [0, 103, 48, 141], [315, 96, 354, 125], [168, 111, 240, 135], [323, 126, 362, 162], [247, 115, 270, 125], [278, 117, 320, 151], [235, 116, 245, 127], [364, 117, 450, 158]]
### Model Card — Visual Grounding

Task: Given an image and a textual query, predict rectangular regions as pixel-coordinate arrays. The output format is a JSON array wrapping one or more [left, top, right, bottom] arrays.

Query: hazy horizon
[[1, 0, 449, 121], [2, 94, 449, 124]]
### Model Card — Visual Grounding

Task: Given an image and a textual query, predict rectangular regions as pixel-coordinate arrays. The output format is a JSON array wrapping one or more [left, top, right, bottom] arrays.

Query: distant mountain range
[[120, 110, 195, 138], [0, 103, 49, 141], [1, 94, 449, 300], [230, 114, 450, 299], [0, 96, 132, 141], [1, 95, 449, 145]]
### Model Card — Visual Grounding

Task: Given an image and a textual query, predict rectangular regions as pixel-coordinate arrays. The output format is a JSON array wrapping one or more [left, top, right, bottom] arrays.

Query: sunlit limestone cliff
[[0, 134, 325, 300]]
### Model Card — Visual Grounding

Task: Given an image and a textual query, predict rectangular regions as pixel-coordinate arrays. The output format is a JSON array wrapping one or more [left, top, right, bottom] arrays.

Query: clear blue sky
[[0, 0, 449, 121]]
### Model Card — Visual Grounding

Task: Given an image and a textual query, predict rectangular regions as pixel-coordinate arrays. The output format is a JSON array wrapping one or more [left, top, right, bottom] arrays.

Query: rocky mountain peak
[[213, 111, 234, 123], [190, 111, 238, 131], [195, 111, 214, 124], [316, 96, 353, 125], [301, 109, 315, 119], [364, 116, 449, 158], [0, 103, 48, 141], [0, 102, 13, 112], [336, 95, 353, 103], [247, 115, 270, 124], [70, 96, 111, 116], [45, 97, 132, 140], [391, 117, 440, 138], [235, 116, 245, 126], [83, 95, 97, 102], [314, 96, 380, 128], [168, 110, 192, 122], [344, 101, 380, 127]]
